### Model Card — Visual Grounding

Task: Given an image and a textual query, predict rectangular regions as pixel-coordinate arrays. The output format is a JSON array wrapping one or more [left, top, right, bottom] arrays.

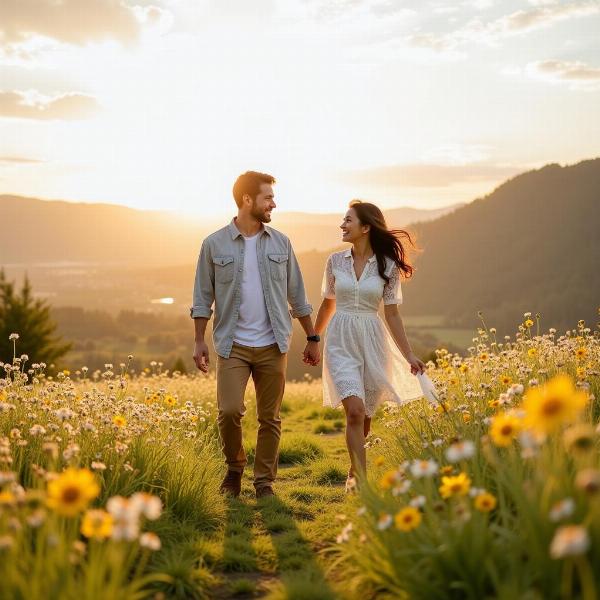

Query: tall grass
[[0, 353, 224, 598], [336, 315, 600, 599]]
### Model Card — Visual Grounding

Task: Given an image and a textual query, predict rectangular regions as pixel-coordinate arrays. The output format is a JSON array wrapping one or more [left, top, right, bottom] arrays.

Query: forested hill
[[400, 158, 600, 331]]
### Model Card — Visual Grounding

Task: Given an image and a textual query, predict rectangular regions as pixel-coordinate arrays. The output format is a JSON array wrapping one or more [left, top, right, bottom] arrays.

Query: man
[[191, 171, 320, 499]]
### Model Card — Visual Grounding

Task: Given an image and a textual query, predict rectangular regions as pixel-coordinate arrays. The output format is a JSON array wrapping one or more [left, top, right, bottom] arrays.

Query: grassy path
[[197, 390, 365, 599]]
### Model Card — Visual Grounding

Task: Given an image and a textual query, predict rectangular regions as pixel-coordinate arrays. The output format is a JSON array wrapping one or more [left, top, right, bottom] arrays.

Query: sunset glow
[[1, 0, 599, 215]]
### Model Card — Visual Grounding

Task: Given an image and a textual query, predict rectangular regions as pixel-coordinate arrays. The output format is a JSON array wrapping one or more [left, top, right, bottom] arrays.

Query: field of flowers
[[0, 345, 227, 599], [0, 311, 598, 599], [339, 313, 600, 600]]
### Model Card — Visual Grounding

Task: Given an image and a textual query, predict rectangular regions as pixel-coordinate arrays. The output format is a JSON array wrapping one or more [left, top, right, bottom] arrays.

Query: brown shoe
[[255, 486, 275, 500], [220, 470, 242, 497]]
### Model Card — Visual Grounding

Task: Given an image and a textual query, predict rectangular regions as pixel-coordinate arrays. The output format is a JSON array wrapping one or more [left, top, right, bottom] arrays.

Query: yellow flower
[[459, 364, 468, 373], [524, 319, 534, 328], [528, 348, 537, 358], [575, 348, 587, 360], [488, 399, 500, 409], [523, 374, 588, 434], [499, 375, 512, 386], [479, 353, 489, 363], [490, 412, 522, 447], [563, 424, 596, 455], [439, 472, 471, 499], [81, 509, 113, 540], [0, 491, 16, 507], [576, 367, 586, 380], [394, 507, 422, 532], [379, 469, 400, 490], [374, 455, 385, 467], [449, 377, 459, 386], [164, 395, 177, 407], [474, 492, 497, 513], [462, 412, 471, 423], [440, 465, 454, 476], [436, 402, 450, 414], [47, 468, 100, 517], [112, 415, 127, 428]]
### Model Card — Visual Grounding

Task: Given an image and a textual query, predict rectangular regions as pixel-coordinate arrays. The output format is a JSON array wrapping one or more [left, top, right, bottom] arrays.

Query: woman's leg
[[364, 416, 371, 438], [342, 395, 367, 480]]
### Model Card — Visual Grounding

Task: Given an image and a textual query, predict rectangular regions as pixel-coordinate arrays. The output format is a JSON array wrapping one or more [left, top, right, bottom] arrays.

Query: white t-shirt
[[233, 234, 276, 347]]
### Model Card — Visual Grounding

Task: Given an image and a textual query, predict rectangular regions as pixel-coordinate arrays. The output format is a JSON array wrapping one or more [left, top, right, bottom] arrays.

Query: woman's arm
[[303, 255, 336, 364], [315, 298, 336, 336], [384, 304, 426, 374], [302, 298, 335, 366]]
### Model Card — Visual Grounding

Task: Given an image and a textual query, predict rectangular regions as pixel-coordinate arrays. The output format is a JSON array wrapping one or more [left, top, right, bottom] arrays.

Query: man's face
[[249, 183, 276, 223]]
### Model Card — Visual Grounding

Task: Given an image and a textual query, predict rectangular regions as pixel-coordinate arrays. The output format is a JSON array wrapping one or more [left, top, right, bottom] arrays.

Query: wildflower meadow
[[0, 312, 598, 599]]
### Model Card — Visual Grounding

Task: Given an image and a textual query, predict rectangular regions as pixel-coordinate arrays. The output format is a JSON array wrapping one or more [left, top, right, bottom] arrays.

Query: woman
[[314, 200, 426, 490]]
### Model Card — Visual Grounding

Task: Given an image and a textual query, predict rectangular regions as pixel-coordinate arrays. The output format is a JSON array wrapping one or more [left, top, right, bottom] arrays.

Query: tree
[[0, 269, 71, 365]]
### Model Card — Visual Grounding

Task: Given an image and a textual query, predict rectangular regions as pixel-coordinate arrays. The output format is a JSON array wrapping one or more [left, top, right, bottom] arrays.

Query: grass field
[[0, 313, 599, 598]]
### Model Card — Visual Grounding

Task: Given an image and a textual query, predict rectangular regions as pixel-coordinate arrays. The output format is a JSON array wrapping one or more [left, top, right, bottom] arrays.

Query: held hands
[[303, 341, 321, 367], [406, 352, 426, 375], [193, 341, 210, 373]]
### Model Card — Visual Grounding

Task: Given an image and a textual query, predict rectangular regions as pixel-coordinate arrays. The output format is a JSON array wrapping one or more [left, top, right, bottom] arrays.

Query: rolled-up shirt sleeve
[[190, 240, 215, 319], [286, 239, 313, 318]]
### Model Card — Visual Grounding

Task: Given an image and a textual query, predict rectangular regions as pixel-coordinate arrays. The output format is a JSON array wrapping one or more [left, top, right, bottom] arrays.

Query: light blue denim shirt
[[191, 219, 313, 358]]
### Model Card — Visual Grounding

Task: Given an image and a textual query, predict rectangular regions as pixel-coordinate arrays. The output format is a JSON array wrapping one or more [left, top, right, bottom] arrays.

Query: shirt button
[[239, 267, 243, 272]]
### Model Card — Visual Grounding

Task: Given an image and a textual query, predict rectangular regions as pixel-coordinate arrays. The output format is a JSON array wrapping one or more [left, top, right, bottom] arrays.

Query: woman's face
[[340, 208, 369, 243]]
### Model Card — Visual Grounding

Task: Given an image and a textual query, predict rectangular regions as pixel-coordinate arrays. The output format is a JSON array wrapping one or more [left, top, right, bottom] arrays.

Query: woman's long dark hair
[[349, 200, 417, 283]]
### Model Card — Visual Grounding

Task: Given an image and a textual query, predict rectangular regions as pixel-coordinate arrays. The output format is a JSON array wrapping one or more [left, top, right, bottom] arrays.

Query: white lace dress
[[321, 249, 422, 417]]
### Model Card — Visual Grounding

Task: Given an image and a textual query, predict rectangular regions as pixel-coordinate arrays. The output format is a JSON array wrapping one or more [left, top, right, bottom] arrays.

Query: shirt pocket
[[268, 253, 288, 281], [213, 255, 235, 284]]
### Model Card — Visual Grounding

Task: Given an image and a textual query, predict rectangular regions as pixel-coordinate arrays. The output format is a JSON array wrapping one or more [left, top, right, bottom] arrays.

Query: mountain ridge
[[0, 194, 463, 263]]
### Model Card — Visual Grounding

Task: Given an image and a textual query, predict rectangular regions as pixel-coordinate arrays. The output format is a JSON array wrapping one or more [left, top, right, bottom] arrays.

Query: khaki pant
[[216, 343, 287, 490]]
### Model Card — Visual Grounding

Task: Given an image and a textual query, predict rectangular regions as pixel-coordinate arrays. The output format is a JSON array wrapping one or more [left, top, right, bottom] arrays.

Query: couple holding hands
[[191, 171, 426, 499]]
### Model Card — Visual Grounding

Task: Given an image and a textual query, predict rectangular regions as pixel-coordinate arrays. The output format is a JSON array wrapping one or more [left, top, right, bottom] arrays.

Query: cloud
[[303, 0, 415, 23], [0, 0, 171, 48], [499, 1, 599, 32], [466, 0, 495, 9], [407, 1, 600, 54], [528, 0, 561, 5], [0, 156, 44, 163], [340, 162, 521, 188], [0, 91, 100, 120], [528, 59, 600, 89]]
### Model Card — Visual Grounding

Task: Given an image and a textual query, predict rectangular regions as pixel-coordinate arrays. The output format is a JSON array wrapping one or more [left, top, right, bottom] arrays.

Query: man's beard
[[251, 202, 271, 223]]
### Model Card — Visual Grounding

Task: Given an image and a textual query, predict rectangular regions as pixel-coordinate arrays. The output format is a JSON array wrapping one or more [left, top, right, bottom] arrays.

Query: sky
[[0, 0, 599, 216]]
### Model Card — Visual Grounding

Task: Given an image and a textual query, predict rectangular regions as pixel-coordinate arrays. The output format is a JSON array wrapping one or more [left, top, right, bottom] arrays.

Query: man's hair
[[232, 171, 276, 208]]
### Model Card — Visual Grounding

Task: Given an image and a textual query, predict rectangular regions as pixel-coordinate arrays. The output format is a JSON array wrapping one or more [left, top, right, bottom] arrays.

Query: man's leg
[[252, 344, 287, 493], [217, 344, 252, 493]]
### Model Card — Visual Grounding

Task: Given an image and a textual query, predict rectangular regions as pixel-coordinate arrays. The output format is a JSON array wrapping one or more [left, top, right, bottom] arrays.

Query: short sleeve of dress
[[383, 263, 403, 305], [321, 255, 336, 299]]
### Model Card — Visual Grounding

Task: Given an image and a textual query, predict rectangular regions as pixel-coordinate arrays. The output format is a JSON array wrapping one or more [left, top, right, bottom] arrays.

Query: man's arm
[[285, 239, 320, 365], [193, 317, 210, 373], [286, 239, 313, 319], [190, 240, 215, 373], [298, 316, 320, 366]]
